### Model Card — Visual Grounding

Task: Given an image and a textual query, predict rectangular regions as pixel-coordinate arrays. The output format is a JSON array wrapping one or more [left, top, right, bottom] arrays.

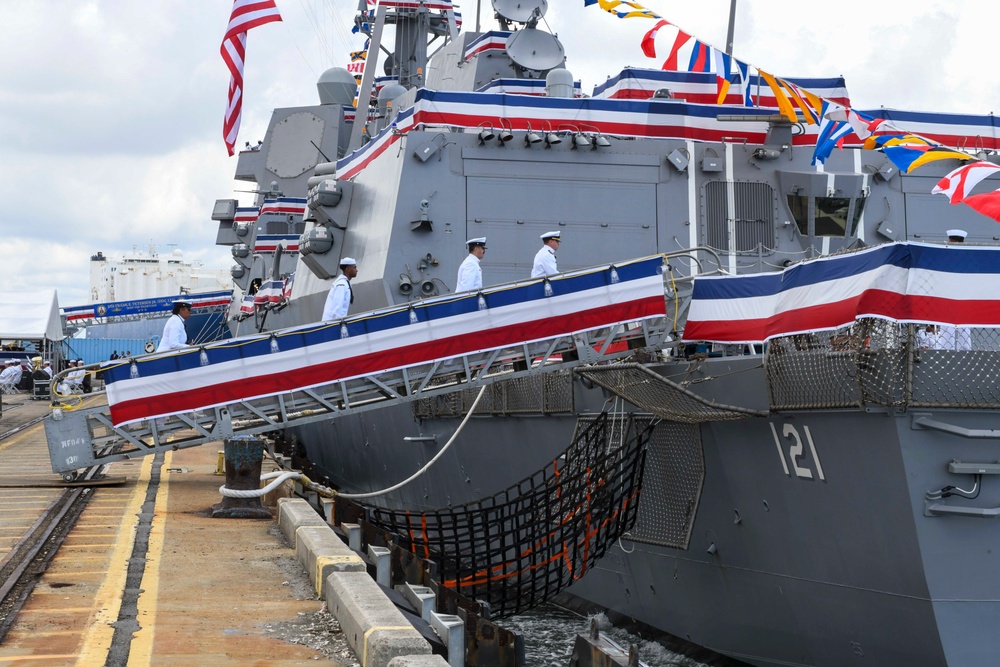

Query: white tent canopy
[[0, 290, 64, 341]]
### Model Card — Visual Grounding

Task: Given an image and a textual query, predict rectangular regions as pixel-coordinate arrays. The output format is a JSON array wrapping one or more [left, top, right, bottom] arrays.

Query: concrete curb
[[327, 571, 432, 667], [276, 498, 435, 667], [387, 655, 451, 666]]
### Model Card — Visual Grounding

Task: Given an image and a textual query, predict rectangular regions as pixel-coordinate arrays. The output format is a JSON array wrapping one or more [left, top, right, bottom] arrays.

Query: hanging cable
[[334, 384, 488, 500]]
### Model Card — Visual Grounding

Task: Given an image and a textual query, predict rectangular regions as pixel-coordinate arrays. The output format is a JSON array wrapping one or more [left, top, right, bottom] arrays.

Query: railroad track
[[0, 410, 104, 642]]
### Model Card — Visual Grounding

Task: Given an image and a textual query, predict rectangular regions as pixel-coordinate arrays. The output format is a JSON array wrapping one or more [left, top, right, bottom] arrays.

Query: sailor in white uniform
[[322, 257, 358, 321], [531, 230, 561, 278], [455, 237, 487, 292], [156, 299, 192, 352], [947, 228, 968, 243]]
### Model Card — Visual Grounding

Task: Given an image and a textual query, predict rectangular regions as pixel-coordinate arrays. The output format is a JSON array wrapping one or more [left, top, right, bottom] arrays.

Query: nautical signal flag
[[932, 161, 1000, 205], [221, 0, 283, 156], [933, 161, 1000, 222]]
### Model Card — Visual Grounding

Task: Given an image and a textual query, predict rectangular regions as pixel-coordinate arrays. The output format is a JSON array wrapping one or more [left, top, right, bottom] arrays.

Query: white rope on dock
[[218, 384, 488, 500]]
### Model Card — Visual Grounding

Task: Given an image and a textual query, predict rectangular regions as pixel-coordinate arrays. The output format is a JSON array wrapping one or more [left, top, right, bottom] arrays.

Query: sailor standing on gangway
[[455, 237, 486, 292], [156, 299, 192, 352], [531, 231, 561, 277], [322, 257, 358, 321]]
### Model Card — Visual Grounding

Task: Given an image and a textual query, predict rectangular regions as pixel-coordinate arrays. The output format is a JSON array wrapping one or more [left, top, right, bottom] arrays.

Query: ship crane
[[45, 251, 719, 480]]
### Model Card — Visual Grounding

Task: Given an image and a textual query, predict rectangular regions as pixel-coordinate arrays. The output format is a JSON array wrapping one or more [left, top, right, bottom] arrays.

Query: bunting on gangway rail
[[682, 242, 1000, 344], [101, 257, 668, 426]]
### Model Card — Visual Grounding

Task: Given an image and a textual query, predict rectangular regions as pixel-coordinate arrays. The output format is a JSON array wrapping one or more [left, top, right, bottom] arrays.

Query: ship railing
[[766, 319, 1000, 410], [43, 254, 705, 480]]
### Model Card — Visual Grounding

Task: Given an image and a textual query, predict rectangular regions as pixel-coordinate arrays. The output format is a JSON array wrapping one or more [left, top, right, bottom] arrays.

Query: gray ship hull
[[290, 353, 1000, 667], [569, 402, 1000, 667]]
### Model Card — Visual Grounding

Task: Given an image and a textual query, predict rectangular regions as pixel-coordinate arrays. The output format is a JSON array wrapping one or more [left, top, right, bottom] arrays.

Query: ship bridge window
[[849, 195, 866, 237], [786, 195, 809, 236], [785, 194, 867, 238], [815, 197, 851, 236]]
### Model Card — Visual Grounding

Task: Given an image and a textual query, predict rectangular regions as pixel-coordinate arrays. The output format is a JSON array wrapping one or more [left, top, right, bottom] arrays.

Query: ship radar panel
[[504, 28, 565, 73], [492, 0, 548, 23]]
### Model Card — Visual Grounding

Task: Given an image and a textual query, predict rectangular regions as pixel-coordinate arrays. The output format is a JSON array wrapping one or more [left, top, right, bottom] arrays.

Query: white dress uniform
[[531, 246, 558, 277], [455, 254, 482, 292], [156, 314, 189, 351], [531, 231, 560, 277], [322, 274, 353, 320]]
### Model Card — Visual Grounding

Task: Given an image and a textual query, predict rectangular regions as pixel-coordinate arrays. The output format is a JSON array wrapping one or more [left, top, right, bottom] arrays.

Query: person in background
[[0, 360, 20, 388], [322, 257, 358, 321], [456, 237, 486, 292], [156, 299, 192, 352], [531, 231, 561, 278], [109, 350, 119, 360], [17, 360, 32, 391], [43, 361, 53, 378], [66, 360, 85, 392], [79, 359, 92, 394]]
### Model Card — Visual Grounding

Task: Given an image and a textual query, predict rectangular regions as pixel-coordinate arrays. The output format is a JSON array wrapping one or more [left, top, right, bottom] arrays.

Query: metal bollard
[[368, 545, 391, 587], [211, 436, 272, 519]]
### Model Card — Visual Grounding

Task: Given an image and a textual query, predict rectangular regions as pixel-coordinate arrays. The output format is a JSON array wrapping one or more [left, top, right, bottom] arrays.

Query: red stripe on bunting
[[684, 291, 1000, 343], [109, 296, 664, 425]]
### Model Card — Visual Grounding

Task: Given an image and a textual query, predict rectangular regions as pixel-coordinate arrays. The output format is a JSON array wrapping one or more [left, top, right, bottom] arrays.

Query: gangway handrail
[[43, 253, 715, 479]]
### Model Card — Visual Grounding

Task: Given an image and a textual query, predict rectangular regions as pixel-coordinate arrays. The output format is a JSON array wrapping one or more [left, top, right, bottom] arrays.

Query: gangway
[[45, 253, 716, 479]]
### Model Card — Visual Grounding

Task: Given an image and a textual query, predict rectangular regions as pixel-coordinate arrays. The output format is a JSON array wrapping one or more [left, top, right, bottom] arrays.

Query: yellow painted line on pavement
[[75, 454, 156, 666], [126, 452, 171, 667]]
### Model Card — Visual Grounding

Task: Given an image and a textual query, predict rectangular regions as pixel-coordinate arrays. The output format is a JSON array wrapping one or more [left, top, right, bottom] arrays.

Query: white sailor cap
[[172, 298, 192, 306], [540, 231, 561, 241], [467, 237, 487, 247], [3, 359, 15, 365], [946, 229, 967, 239], [340, 257, 357, 266]]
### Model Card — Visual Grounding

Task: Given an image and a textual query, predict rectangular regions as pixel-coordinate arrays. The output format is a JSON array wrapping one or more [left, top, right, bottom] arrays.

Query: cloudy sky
[[2, 0, 997, 308]]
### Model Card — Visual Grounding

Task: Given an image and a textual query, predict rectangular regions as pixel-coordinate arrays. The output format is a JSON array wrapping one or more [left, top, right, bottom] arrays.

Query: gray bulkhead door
[[464, 157, 659, 284]]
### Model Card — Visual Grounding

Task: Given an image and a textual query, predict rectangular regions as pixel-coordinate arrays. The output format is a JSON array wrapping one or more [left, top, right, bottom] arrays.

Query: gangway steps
[[46, 319, 669, 478]]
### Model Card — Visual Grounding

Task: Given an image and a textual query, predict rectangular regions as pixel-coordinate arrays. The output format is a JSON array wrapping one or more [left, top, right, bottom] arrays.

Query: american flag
[[221, 0, 282, 156]]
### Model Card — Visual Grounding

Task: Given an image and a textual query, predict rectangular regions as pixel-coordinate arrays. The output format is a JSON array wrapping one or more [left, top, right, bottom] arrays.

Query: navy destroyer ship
[[53, 2, 1000, 665]]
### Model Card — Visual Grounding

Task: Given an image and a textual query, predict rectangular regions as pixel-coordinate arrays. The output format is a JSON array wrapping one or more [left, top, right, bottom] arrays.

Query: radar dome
[[378, 83, 409, 117], [317, 67, 358, 106], [545, 68, 574, 98]]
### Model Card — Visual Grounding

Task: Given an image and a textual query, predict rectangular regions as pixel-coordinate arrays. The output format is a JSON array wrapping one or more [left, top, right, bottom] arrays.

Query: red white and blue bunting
[[683, 243, 1000, 344], [102, 257, 667, 425]]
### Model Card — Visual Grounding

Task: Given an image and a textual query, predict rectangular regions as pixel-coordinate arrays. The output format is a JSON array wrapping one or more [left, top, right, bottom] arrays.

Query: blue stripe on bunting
[[691, 243, 1000, 300], [102, 256, 664, 386]]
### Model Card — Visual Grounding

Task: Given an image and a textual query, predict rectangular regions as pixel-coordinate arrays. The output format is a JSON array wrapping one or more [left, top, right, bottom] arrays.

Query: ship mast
[[725, 0, 737, 54]]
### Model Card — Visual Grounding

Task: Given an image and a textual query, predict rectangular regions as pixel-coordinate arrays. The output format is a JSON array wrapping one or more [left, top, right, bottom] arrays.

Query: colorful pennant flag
[[933, 161, 1000, 204], [960, 190, 1000, 222], [904, 147, 976, 173]]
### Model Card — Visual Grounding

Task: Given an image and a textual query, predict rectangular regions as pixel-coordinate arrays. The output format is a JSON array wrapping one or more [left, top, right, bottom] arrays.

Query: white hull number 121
[[770, 423, 825, 481]]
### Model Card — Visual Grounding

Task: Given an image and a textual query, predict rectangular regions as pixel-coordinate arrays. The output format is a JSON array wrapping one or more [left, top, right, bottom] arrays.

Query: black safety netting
[[363, 412, 651, 618]]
